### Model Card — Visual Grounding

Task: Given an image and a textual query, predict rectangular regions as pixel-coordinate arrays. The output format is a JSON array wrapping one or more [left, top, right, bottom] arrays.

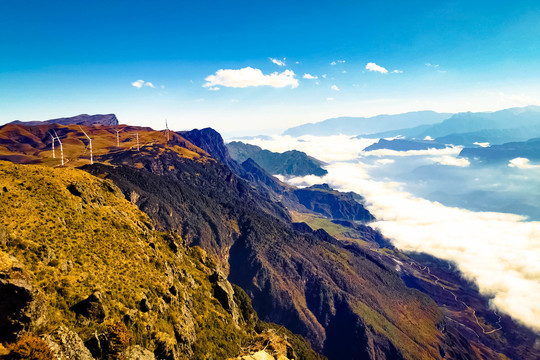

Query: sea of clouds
[[235, 135, 540, 331]]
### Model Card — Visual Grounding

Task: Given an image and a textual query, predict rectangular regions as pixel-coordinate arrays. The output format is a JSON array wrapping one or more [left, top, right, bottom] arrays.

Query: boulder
[[139, 297, 151, 312], [44, 326, 94, 360], [209, 270, 240, 324], [69, 291, 106, 322], [124, 345, 155, 360]]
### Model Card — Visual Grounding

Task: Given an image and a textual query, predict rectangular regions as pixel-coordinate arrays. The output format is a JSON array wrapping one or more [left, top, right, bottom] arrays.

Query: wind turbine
[[165, 119, 170, 142], [51, 130, 64, 166], [49, 132, 56, 159], [79, 126, 93, 164], [132, 132, 139, 151], [115, 129, 121, 147]]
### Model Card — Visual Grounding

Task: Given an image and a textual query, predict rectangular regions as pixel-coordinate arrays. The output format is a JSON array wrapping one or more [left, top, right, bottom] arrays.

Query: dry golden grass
[[0, 161, 249, 358]]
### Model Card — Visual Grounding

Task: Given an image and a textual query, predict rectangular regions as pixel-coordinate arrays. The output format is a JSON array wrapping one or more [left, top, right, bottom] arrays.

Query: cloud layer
[[240, 135, 540, 331], [204, 67, 298, 89], [509, 157, 539, 169]]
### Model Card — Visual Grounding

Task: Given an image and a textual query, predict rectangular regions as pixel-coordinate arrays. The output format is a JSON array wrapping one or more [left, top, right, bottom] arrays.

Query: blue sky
[[1, 0, 540, 135]]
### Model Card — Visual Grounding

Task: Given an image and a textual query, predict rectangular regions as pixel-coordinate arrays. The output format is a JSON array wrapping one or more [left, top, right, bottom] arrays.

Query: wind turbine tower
[[50, 133, 56, 159], [52, 130, 64, 166], [115, 129, 121, 147], [132, 132, 140, 151], [165, 119, 170, 142], [79, 126, 93, 164]]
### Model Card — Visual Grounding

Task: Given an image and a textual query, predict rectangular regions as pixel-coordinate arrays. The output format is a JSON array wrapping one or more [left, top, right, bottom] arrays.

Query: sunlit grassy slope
[[0, 123, 208, 167], [0, 161, 319, 359]]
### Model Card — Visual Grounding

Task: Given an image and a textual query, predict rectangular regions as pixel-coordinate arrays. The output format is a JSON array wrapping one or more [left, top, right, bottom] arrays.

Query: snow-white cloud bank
[[509, 157, 539, 169], [204, 67, 298, 89], [242, 135, 540, 330]]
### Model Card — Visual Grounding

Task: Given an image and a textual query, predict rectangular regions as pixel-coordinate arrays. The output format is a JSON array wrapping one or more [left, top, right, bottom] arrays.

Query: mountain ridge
[[0, 120, 537, 359], [9, 113, 119, 127]]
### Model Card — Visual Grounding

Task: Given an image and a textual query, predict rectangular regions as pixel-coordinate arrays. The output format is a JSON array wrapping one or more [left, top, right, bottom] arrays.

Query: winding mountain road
[[409, 261, 502, 335]]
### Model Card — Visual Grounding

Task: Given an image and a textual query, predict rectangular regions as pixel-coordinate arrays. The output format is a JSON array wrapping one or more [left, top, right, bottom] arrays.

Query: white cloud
[[391, 70, 403, 74], [321, 74, 327, 78], [473, 142, 490, 148], [362, 147, 461, 158], [426, 63, 440, 68], [303, 73, 318, 79], [509, 157, 539, 169], [326, 97, 334, 101], [342, 70, 347, 74], [207, 86, 220, 91], [131, 80, 156, 88], [247, 135, 540, 331], [331, 85, 340, 91], [270, 57, 286, 66], [203, 67, 299, 89], [424, 136, 434, 141], [431, 155, 470, 167], [330, 60, 345, 66], [366, 62, 388, 74], [376, 158, 395, 165]]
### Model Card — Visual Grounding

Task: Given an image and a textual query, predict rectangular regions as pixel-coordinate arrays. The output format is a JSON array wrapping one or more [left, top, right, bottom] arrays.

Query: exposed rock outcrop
[[210, 270, 240, 325], [0, 252, 47, 343], [44, 326, 94, 360], [124, 345, 156, 360], [69, 291, 106, 322]]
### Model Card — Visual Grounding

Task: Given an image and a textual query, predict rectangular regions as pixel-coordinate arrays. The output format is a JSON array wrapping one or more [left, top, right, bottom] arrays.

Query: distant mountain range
[[283, 111, 450, 137], [363, 138, 447, 152], [226, 141, 327, 176], [287, 106, 540, 149], [459, 138, 540, 162], [10, 113, 119, 127]]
